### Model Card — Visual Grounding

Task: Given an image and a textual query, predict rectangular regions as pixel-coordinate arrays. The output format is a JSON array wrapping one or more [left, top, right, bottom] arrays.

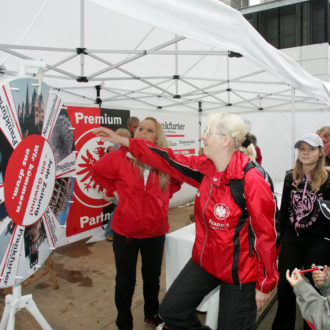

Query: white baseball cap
[[294, 133, 324, 148]]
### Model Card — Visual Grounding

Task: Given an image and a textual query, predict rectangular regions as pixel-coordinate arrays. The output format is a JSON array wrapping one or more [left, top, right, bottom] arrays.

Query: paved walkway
[[0, 203, 303, 329]]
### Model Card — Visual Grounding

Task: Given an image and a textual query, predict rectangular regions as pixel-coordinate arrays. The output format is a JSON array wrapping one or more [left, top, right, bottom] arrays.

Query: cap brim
[[295, 139, 319, 148]]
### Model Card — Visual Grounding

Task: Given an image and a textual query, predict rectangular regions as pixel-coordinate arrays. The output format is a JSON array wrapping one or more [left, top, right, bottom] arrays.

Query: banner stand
[[0, 284, 52, 330]]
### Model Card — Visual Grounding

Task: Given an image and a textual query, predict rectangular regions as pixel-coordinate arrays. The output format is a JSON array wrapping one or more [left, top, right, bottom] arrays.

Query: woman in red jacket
[[92, 117, 181, 330], [94, 113, 278, 330]]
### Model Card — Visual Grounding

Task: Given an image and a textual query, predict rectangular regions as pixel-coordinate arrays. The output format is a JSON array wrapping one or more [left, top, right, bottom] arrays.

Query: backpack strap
[[230, 162, 255, 219], [230, 162, 256, 284]]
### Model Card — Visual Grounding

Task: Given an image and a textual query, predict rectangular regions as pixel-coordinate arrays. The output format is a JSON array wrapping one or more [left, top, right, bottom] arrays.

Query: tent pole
[[291, 87, 296, 167], [80, 0, 85, 77], [199, 101, 202, 152], [175, 35, 179, 96]]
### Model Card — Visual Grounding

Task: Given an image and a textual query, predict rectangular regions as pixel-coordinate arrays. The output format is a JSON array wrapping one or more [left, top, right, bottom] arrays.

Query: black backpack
[[230, 161, 281, 256]]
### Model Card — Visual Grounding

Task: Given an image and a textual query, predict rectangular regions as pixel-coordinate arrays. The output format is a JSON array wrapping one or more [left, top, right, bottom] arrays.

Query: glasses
[[203, 128, 226, 138]]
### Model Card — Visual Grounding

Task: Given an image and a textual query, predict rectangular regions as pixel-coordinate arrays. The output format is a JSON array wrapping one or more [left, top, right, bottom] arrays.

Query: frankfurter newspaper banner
[[161, 118, 198, 155]]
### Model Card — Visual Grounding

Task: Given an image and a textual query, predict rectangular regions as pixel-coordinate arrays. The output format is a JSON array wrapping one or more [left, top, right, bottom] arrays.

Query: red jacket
[[129, 138, 279, 293], [91, 147, 182, 238]]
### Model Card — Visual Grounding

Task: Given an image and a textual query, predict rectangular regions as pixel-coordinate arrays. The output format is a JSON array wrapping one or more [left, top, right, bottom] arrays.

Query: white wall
[[283, 43, 329, 82], [239, 110, 330, 182]]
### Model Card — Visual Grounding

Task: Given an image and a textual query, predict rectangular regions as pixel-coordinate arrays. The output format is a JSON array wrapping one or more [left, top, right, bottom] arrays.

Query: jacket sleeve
[[91, 152, 118, 197], [169, 177, 182, 198], [129, 138, 205, 188], [245, 168, 279, 293], [294, 278, 330, 330]]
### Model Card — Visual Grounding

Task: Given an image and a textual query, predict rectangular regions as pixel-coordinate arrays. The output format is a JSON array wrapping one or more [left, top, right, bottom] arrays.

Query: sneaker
[[156, 325, 170, 330], [144, 315, 164, 328]]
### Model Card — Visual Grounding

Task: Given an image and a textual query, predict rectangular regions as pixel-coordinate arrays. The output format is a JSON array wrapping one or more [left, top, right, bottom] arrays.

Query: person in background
[[95, 112, 279, 330], [127, 116, 140, 138], [317, 126, 330, 170], [246, 132, 262, 165], [92, 117, 181, 330], [272, 133, 330, 330], [104, 128, 131, 242], [286, 265, 330, 330]]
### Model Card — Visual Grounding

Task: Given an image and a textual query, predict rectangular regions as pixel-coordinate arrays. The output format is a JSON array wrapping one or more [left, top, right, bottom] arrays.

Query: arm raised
[[93, 127, 129, 147]]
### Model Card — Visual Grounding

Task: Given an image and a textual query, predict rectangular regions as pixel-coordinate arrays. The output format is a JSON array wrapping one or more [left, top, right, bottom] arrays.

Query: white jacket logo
[[214, 203, 230, 220]]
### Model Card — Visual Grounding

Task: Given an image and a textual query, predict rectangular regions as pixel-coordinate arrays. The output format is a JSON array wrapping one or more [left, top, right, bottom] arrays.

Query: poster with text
[[64, 106, 130, 239], [0, 77, 63, 287]]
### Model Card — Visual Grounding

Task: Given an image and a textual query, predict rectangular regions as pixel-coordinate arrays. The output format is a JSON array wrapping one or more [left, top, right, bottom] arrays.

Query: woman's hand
[[102, 189, 114, 202], [93, 127, 129, 147], [312, 264, 328, 287], [255, 289, 271, 309], [286, 268, 303, 288]]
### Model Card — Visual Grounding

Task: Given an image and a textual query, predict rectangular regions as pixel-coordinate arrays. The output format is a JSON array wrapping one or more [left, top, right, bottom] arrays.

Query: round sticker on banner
[[4, 134, 56, 226]]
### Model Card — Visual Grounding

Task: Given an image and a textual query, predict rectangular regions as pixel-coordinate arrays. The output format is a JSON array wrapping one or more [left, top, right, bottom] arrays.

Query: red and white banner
[[64, 106, 130, 238]]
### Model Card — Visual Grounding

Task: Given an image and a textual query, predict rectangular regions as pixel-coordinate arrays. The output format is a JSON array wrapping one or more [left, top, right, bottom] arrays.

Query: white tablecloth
[[165, 224, 220, 329]]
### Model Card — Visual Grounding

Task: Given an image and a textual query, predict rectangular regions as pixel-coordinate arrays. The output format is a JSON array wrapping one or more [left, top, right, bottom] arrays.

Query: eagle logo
[[214, 203, 230, 220]]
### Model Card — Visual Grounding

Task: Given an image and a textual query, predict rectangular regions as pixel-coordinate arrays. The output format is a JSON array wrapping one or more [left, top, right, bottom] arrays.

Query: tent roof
[[0, 0, 329, 113]]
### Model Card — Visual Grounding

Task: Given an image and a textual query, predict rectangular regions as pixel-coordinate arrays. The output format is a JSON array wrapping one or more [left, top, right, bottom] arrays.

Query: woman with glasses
[[94, 113, 278, 330], [272, 133, 330, 330]]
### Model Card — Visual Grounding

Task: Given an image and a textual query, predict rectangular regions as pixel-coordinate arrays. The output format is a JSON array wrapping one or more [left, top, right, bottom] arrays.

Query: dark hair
[[242, 135, 252, 148], [127, 116, 140, 126], [246, 132, 257, 145]]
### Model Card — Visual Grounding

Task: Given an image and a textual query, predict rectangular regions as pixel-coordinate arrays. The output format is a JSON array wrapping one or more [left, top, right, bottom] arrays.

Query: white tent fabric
[[91, 0, 330, 106], [0, 0, 329, 113]]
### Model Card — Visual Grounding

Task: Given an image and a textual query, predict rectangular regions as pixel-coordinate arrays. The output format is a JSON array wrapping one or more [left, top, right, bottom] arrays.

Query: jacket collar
[[199, 150, 250, 187]]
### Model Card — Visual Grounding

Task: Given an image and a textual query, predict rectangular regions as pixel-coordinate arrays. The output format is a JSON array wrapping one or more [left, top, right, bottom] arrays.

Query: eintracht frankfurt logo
[[214, 203, 230, 220], [74, 129, 112, 208]]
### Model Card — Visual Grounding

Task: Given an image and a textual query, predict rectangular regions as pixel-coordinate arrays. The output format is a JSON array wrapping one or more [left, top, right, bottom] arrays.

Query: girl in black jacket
[[272, 133, 330, 330]]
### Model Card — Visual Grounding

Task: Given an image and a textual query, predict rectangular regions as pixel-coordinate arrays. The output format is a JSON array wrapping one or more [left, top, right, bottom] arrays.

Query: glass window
[[279, 5, 299, 48], [258, 9, 279, 48], [243, 0, 328, 49], [310, 0, 326, 44]]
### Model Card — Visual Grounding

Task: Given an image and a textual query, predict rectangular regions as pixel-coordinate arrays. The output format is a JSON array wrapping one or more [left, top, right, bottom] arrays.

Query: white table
[[165, 224, 220, 329]]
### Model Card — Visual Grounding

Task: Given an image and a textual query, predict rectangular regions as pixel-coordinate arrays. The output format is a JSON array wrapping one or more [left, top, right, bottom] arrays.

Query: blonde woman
[[92, 117, 181, 329], [94, 113, 278, 330], [272, 133, 330, 330]]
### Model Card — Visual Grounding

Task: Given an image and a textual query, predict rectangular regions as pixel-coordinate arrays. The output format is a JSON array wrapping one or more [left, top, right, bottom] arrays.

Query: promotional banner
[[0, 77, 130, 288], [0, 77, 62, 287], [161, 119, 197, 155], [64, 106, 130, 239]]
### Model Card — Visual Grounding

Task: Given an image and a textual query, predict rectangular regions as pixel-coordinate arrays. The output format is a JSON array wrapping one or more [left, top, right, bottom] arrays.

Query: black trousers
[[272, 231, 330, 330], [159, 258, 257, 330], [113, 232, 165, 330]]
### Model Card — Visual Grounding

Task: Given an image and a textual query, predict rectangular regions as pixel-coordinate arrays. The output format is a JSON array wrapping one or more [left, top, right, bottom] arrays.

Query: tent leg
[[0, 285, 52, 330]]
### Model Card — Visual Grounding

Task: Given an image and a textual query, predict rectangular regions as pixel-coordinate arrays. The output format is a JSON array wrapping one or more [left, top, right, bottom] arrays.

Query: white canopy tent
[[0, 0, 329, 182], [1, 0, 329, 111]]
